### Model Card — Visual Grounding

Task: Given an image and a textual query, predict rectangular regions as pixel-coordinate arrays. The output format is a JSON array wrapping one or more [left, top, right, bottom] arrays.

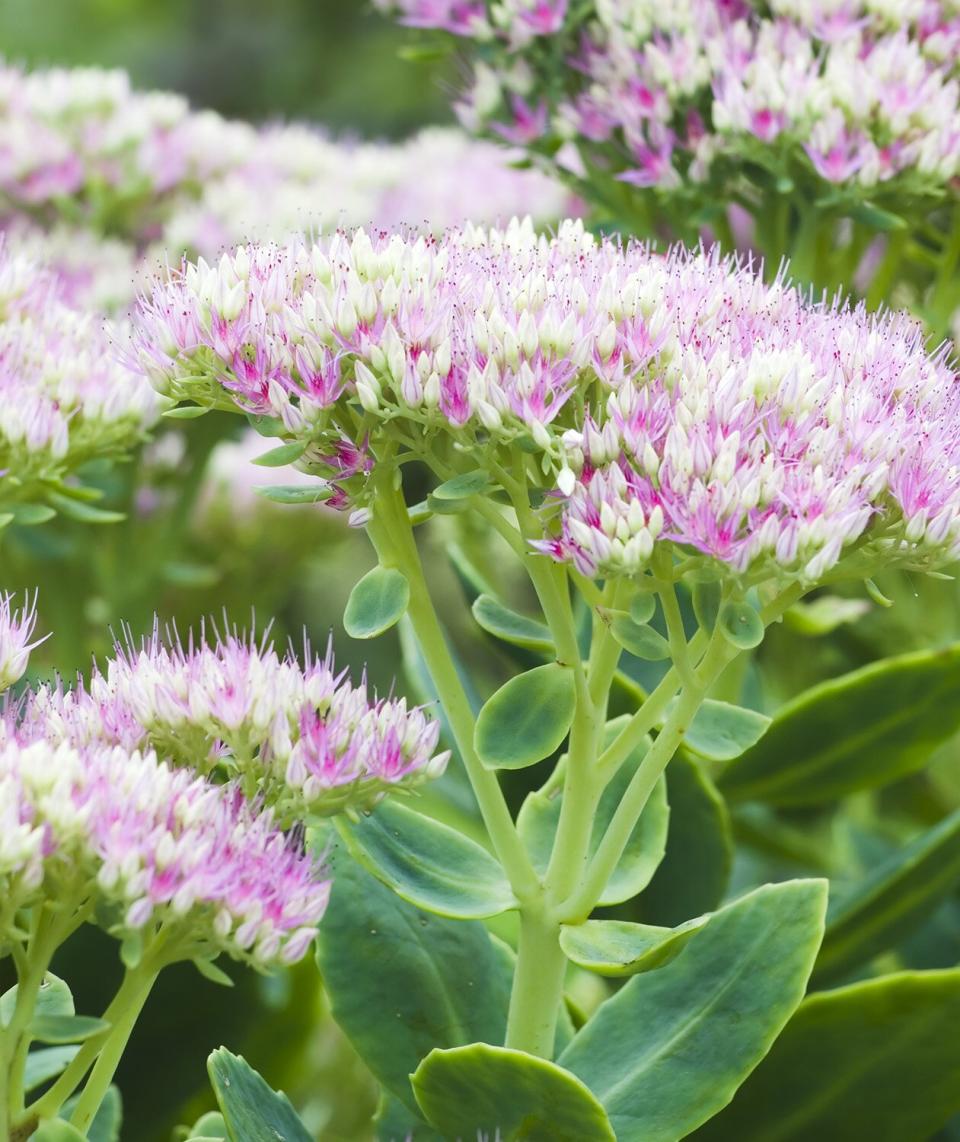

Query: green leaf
[[681, 700, 770, 762], [29, 1014, 111, 1044], [163, 404, 210, 419], [338, 799, 515, 919], [24, 1046, 81, 1093], [560, 915, 707, 977], [784, 595, 871, 636], [184, 1111, 228, 1141], [471, 594, 555, 653], [374, 1093, 441, 1142], [254, 484, 331, 505], [1, 972, 74, 1027], [693, 580, 722, 632], [208, 1048, 311, 1142], [246, 413, 285, 437], [61, 1085, 122, 1142], [430, 470, 490, 500], [719, 644, 960, 806], [814, 807, 960, 985], [343, 566, 410, 639], [559, 880, 828, 1142], [10, 503, 57, 525], [718, 601, 764, 649], [45, 492, 124, 524], [193, 958, 235, 987], [517, 715, 669, 905], [412, 1044, 616, 1142], [628, 593, 657, 625], [314, 843, 514, 1113], [475, 662, 576, 770], [691, 970, 960, 1141], [609, 616, 670, 660], [849, 200, 908, 231], [30, 1121, 86, 1140], [252, 441, 307, 466], [640, 751, 733, 925]]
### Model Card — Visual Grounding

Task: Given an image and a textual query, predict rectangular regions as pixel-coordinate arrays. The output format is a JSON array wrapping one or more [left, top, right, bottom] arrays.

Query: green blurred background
[[0, 0, 452, 134]]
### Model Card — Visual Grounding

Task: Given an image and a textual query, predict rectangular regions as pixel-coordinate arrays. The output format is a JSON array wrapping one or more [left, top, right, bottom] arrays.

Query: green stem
[[5, 902, 87, 1122], [370, 475, 539, 901], [22, 964, 158, 1130], [67, 969, 157, 1134], [562, 634, 734, 921], [504, 906, 569, 1057]]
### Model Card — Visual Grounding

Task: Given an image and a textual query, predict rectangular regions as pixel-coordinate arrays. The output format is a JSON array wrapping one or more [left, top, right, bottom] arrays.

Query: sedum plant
[[125, 220, 960, 1139], [0, 598, 447, 1140], [376, 1, 960, 329]]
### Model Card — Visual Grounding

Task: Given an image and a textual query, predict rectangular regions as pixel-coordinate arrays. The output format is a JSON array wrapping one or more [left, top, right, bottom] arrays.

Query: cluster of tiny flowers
[[0, 593, 44, 691], [159, 127, 578, 259], [2, 219, 143, 314], [0, 63, 574, 250], [13, 623, 449, 820], [0, 63, 253, 234], [0, 738, 328, 965], [379, 0, 960, 194], [134, 220, 960, 585], [0, 245, 158, 503]]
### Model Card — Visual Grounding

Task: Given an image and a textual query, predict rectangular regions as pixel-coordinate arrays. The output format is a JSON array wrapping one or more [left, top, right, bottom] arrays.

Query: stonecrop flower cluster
[[379, 0, 960, 197], [12, 622, 449, 820], [0, 61, 575, 268], [135, 219, 960, 586], [0, 739, 328, 966], [0, 603, 446, 970], [0, 243, 158, 512]]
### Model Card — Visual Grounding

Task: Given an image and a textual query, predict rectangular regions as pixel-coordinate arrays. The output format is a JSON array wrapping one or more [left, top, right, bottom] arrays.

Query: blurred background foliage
[[0, 0, 453, 134]]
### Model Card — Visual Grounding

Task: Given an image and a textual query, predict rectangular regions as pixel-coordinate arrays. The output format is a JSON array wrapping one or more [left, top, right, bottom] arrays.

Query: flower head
[[0, 593, 46, 691], [135, 221, 960, 587], [14, 620, 449, 822], [0, 738, 328, 966], [379, 0, 960, 196], [0, 243, 159, 508]]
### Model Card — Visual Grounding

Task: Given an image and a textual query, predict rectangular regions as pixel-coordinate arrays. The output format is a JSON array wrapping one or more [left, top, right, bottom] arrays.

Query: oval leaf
[[2, 972, 74, 1027], [691, 970, 960, 1141], [814, 807, 960, 985], [693, 580, 722, 632], [628, 593, 657, 625], [30, 1014, 110, 1044], [718, 601, 764, 650], [338, 799, 515, 919], [252, 441, 307, 467], [254, 484, 331, 505], [475, 662, 576, 770], [610, 616, 670, 660], [24, 1046, 81, 1094], [472, 594, 555, 654], [640, 750, 733, 925], [680, 700, 770, 762], [517, 715, 669, 906], [559, 880, 828, 1142], [412, 1044, 616, 1142], [344, 566, 410, 639], [208, 1048, 311, 1142], [560, 915, 707, 977], [720, 644, 960, 806], [314, 840, 514, 1113], [431, 470, 490, 500]]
